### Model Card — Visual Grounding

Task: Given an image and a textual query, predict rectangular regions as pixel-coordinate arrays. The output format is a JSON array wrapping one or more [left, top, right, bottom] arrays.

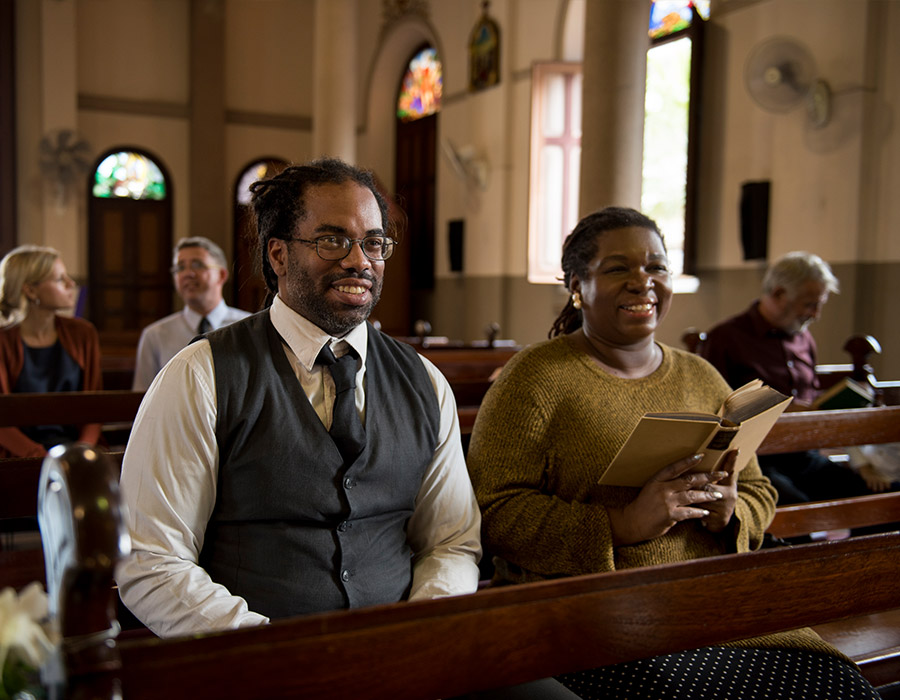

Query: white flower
[[0, 583, 57, 674]]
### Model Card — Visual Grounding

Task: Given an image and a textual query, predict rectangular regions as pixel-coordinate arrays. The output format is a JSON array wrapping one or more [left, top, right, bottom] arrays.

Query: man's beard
[[785, 318, 813, 335], [283, 262, 383, 337]]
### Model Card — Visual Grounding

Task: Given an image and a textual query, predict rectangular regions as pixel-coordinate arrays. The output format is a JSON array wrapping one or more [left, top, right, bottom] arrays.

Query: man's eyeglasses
[[292, 235, 396, 262], [170, 260, 220, 275]]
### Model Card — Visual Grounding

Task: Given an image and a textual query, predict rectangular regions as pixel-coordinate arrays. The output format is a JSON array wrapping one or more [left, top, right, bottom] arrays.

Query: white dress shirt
[[131, 299, 251, 390], [117, 295, 482, 638]]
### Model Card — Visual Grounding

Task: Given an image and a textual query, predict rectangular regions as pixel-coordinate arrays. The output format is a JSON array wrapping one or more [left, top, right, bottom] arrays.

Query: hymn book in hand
[[598, 380, 792, 488]]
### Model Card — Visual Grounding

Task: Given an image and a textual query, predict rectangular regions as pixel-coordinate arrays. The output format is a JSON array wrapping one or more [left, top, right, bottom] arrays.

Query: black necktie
[[198, 317, 212, 334], [316, 345, 365, 463]]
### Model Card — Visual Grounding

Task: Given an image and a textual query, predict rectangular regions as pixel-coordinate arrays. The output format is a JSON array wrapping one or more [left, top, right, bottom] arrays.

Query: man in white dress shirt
[[131, 236, 251, 390], [116, 158, 482, 638]]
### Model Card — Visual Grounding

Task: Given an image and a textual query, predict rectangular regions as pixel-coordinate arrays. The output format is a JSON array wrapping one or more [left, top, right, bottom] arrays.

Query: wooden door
[[386, 112, 436, 335], [88, 197, 172, 332]]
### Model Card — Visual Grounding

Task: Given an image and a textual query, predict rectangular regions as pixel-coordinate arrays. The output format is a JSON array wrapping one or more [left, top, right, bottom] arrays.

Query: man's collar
[[748, 300, 790, 338], [269, 294, 368, 370], [182, 299, 227, 329]]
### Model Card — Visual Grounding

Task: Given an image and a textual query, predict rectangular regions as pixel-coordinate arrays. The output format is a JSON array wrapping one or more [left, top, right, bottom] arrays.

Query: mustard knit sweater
[[467, 335, 847, 659]]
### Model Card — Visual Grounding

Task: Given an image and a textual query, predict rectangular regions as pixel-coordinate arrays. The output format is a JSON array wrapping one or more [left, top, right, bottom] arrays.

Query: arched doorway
[[88, 148, 173, 334], [391, 44, 441, 333], [232, 157, 288, 312]]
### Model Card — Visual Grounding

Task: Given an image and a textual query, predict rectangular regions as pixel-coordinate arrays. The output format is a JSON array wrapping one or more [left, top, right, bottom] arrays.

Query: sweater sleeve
[[467, 350, 616, 580]]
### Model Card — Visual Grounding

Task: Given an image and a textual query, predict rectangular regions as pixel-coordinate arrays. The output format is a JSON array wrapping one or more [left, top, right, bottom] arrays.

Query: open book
[[810, 377, 875, 410], [598, 380, 792, 488]]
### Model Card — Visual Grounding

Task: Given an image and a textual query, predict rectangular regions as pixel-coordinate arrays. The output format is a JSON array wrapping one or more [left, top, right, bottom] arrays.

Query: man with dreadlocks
[[116, 158, 481, 638]]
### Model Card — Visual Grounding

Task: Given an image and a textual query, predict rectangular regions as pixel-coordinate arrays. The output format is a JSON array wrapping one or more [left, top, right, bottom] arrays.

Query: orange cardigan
[[0, 315, 103, 457]]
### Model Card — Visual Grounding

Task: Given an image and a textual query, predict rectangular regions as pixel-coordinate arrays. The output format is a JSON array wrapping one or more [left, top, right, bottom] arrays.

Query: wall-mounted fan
[[744, 36, 831, 129], [39, 129, 93, 207], [441, 139, 490, 191]]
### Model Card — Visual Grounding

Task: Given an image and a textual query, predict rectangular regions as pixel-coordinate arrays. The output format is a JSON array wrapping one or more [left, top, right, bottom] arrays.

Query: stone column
[[15, 0, 80, 271], [313, 0, 357, 162], [579, 0, 650, 215], [190, 0, 226, 246]]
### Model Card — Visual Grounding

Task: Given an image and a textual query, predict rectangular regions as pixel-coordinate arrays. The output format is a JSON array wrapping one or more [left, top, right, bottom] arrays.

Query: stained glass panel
[[93, 151, 166, 200], [649, 1, 710, 39], [397, 47, 442, 122]]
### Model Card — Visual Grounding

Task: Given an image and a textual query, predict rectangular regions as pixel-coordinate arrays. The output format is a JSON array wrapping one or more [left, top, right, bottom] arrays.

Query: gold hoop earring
[[571, 292, 582, 310]]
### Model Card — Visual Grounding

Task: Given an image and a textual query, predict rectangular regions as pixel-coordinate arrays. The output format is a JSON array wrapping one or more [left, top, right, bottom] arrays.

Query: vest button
[[341, 569, 351, 582], [338, 521, 349, 532], [344, 477, 355, 489]]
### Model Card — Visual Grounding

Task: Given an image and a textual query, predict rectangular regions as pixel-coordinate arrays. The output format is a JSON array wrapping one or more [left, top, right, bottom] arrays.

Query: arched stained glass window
[[397, 47, 442, 122], [93, 151, 167, 200], [649, 0, 709, 39]]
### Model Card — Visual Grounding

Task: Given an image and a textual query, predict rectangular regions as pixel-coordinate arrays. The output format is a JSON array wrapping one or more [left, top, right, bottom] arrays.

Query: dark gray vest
[[199, 311, 440, 619]]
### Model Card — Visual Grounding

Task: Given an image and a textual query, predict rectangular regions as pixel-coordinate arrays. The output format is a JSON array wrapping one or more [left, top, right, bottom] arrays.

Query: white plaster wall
[[700, 0, 872, 267]]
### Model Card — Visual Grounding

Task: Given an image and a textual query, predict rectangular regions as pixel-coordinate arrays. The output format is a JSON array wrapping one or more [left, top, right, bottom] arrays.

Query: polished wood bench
[[32, 430, 900, 700], [43, 449, 900, 700]]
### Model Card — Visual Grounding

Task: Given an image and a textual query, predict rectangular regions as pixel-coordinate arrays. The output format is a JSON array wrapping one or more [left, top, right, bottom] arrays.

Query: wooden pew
[[42, 452, 900, 700], [29, 431, 900, 699], [0, 390, 145, 428], [36, 444, 131, 699], [757, 405, 900, 455], [108, 536, 900, 700], [768, 491, 900, 540]]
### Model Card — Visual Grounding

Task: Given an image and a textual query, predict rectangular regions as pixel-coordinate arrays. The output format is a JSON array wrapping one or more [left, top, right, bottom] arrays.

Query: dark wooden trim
[[78, 94, 189, 120]]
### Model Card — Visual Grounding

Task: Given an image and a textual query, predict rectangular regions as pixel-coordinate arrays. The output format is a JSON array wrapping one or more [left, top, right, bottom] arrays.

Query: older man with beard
[[701, 251, 872, 505], [116, 158, 481, 638]]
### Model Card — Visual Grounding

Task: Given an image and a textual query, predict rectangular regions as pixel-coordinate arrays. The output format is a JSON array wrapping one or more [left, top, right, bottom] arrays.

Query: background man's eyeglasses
[[170, 260, 220, 275], [293, 235, 396, 261]]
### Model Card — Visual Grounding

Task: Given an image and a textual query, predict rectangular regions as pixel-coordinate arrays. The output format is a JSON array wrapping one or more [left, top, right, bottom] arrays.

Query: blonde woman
[[0, 245, 102, 457]]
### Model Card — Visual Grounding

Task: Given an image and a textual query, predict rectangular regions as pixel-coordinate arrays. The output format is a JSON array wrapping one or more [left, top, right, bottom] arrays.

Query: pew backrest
[[757, 405, 900, 454], [0, 390, 145, 427], [768, 491, 900, 539], [110, 534, 900, 700]]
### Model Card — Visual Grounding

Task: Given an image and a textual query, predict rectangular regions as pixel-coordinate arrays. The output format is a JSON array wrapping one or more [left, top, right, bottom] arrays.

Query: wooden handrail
[[0, 391, 145, 427], [767, 491, 900, 539], [112, 534, 900, 699], [757, 405, 900, 454]]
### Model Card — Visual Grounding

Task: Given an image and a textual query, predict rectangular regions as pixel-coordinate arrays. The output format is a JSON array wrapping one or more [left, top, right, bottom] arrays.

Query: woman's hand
[[607, 451, 739, 546], [700, 450, 739, 532]]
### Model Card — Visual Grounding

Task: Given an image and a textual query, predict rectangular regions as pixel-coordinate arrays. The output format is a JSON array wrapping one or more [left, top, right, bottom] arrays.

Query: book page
[[721, 382, 790, 424]]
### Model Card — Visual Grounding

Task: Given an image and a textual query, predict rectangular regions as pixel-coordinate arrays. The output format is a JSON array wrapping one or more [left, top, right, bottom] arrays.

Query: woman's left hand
[[700, 449, 739, 532]]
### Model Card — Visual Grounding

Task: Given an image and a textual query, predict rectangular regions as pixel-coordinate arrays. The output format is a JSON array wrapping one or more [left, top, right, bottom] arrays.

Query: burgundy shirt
[[700, 301, 820, 403]]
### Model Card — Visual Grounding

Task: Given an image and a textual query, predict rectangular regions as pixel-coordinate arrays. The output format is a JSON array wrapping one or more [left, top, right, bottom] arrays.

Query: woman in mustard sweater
[[466, 207, 878, 699], [0, 245, 102, 458]]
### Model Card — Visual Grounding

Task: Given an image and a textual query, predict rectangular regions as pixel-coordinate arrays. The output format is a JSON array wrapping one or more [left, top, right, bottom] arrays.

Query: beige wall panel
[[225, 0, 313, 115], [77, 0, 189, 102]]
